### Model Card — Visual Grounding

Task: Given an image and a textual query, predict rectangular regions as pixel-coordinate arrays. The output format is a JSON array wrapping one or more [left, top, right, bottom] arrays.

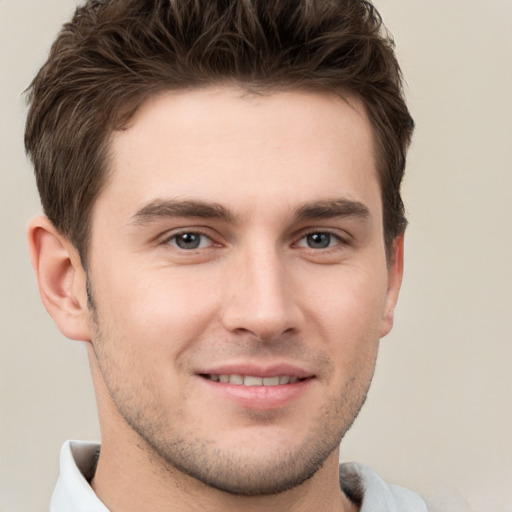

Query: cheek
[[304, 263, 389, 334], [301, 264, 388, 379], [90, 265, 223, 358]]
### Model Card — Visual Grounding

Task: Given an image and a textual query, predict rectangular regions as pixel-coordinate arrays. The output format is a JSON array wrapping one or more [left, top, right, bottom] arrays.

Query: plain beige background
[[1, 1, 511, 511]]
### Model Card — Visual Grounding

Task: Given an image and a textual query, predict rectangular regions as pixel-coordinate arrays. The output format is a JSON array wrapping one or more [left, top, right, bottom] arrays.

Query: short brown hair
[[25, 0, 414, 264]]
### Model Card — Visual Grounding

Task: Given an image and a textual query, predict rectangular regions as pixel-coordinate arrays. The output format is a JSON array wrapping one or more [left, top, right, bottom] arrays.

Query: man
[[25, 0, 426, 510]]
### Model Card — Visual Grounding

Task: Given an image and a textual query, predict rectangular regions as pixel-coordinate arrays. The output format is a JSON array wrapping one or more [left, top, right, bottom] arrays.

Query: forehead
[[97, 86, 380, 222]]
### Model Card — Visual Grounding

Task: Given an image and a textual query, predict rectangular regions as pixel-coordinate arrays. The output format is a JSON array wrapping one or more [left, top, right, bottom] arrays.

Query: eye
[[167, 232, 212, 250], [297, 232, 341, 249]]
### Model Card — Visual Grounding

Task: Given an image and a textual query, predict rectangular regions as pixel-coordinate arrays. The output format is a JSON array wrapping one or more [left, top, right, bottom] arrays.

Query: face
[[85, 87, 402, 495]]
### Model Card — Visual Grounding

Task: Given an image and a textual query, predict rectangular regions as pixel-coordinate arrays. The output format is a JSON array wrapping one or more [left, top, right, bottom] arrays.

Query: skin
[[28, 87, 404, 512]]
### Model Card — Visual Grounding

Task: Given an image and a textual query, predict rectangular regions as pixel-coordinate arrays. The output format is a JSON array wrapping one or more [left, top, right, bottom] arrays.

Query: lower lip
[[199, 377, 314, 410]]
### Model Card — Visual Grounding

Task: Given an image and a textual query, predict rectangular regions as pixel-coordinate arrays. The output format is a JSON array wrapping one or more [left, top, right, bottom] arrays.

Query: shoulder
[[339, 462, 429, 512]]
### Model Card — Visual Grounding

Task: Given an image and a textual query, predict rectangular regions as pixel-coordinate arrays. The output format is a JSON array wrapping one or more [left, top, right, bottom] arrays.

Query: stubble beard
[[87, 279, 376, 497]]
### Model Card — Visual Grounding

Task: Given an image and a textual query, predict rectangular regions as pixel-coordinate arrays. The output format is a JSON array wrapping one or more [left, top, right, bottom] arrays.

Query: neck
[[91, 433, 358, 512]]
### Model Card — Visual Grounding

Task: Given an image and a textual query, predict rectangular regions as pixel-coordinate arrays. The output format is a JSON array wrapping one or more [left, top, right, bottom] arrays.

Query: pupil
[[176, 233, 200, 249], [307, 233, 330, 249]]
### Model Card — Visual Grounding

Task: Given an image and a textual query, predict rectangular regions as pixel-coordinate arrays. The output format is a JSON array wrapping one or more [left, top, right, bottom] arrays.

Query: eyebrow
[[130, 197, 370, 226], [294, 199, 370, 222], [130, 199, 236, 225]]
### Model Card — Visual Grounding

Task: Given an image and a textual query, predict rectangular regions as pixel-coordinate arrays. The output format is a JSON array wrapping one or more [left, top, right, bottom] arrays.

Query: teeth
[[229, 374, 244, 385], [262, 376, 280, 386], [244, 376, 263, 386], [207, 374, 302, 386]]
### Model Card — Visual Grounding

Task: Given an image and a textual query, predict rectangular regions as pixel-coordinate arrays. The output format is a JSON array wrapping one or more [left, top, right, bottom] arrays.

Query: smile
[[203, 374, 305, 386]]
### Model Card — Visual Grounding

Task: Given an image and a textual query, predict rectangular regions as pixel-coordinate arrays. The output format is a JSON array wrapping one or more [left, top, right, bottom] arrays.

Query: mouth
[[200, 374, 309, 386], [197, 367, 315, 409], [196, 362, 316, 409]]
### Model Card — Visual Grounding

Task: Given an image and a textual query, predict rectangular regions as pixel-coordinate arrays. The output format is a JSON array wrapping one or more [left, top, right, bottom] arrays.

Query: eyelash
[[294, 231, 346, 250], [161, 229, 348, 252], [163, 230, 216, 250]]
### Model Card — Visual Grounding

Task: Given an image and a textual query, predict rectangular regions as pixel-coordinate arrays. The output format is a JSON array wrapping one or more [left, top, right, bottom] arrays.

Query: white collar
[[49, 441, 108, 512], [340, 462, 429, 511], [50, 440, 428, 512]]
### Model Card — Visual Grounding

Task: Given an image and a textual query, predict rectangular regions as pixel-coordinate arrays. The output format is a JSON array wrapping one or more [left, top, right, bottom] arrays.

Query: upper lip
[[196, 362, 315, 379]]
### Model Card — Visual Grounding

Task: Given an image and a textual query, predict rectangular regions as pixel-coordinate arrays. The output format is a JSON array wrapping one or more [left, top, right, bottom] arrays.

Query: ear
[[27, 216, 91, 341], [380, 233, 405, 338]]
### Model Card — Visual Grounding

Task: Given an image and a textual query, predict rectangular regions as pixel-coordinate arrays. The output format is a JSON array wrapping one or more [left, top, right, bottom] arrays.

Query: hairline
[[77, 81, 397, 268]]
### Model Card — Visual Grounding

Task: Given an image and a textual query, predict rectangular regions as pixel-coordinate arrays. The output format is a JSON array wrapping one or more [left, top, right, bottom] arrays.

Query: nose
[[220, 245, 303, 342]]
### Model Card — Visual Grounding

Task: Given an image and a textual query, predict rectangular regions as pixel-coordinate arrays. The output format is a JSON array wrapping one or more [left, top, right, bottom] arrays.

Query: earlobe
[[380, 234, 405, 338], [27, 216, 91, 342]]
